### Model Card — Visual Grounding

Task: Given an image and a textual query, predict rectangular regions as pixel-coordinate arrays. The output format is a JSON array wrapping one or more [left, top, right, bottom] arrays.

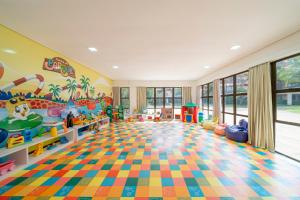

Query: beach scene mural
[[0, 24, 112, 148]]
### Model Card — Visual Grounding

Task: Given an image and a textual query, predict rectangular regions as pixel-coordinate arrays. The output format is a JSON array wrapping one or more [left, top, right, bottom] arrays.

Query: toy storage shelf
[[0, 118, 110, 181], [0, 129, 74, 181], [28, 141, 72, 164], [74, 117, 110, 142]]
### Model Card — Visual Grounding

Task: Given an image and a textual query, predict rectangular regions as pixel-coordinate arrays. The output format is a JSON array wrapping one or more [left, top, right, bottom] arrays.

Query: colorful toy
[[161, 108, 173, 120], [181, 103, 199, 123], [47, 143, 57, 150], [113, 111, 119, 122], [66, 111, 74, 127], [0, 128, 8, 148], [198, 112, 204, 122], [22, 129, 32, 142], [175, 114, 181, 120], [126, 116, 133, 123], [38, 127, 46, 137], [138, 116, 144, 122], [154, 112, 162, 122], [202, 117, 218, 130], [7, 134, 24, 148], [106, 105, 113, 122], [60, 136, 69, 144], [63, 124, 68, 133], [0, 160, 15, 176], [185, 114, 193, 123], [225, 119, 248, 143], [33, 142, 44, 156], [118, 105, 124, 120], [214, 123, 227, 136]]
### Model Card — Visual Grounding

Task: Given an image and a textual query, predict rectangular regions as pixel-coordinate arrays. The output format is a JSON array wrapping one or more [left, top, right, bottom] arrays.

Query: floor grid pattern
[[0, 121, 299, 199]]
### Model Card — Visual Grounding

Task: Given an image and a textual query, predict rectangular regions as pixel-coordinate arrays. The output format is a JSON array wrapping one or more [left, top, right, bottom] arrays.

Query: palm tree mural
[[66, 79, 77, 99], [48, 84, 61, 100], [80, 75, 90, 98], [89, 86, 95, 98]]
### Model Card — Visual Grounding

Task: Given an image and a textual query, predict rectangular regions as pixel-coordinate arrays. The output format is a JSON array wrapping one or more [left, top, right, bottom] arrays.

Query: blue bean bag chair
[[225, 119, 248, 143]]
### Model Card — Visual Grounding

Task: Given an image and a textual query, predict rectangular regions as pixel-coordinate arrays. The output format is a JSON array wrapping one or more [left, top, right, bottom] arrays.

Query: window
[[120, 87, 130, 109], [221, 71, 248, 124], [201, 82, 213, 118], [146, 87, 182, 115], [272, 54, 300, 161]]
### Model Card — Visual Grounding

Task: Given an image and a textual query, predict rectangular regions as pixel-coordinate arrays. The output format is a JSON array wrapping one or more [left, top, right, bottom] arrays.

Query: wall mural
[[0, 25, 112, 150], [43, 57, 76, 78]]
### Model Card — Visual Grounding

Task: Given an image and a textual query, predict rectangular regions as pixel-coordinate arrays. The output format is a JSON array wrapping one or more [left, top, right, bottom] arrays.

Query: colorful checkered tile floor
[[0, 121, 300, 199]]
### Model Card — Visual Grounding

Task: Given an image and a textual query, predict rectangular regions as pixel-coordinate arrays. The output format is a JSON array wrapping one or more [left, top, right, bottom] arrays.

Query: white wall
[[113, 80, 195, 112], [194, 30, 300, 85]]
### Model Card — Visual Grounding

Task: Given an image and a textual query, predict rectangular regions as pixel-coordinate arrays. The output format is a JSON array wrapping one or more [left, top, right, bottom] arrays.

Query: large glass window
[[221, 71, 248, 124], [120, 87, 130, 109], [146, 87, 182, 116], [272, 54, 300, 161], [201, 82, 213, 118]]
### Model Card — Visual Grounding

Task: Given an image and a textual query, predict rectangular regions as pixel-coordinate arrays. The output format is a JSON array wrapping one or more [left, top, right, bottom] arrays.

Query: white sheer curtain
[[112, 87, 120, 107], [182, 87, 192, 105], [248, 62, 275, 151], [137, 87, 147, 113], [213, 79, 221, 123]]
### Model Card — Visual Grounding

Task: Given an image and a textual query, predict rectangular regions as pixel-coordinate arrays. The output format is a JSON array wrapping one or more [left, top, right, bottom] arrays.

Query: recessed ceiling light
[[88, 47, 98, 52], [2, 49, 16, 54], [113, 66, 119, 69], [203, 65, 211, 69], [230, 45, 240, 50]]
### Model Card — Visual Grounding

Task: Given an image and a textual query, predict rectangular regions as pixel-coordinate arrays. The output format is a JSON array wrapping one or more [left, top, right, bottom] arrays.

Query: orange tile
[[68, 185, 86, 196], [174, 186, 190, 197], [148, 186, 163, 197], [107, 186, 123, 197], [135, 186, 149, 197]]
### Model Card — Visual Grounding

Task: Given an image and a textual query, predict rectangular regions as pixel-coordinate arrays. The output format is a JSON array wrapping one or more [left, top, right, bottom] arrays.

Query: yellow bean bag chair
[[202, 117, 218, 130]]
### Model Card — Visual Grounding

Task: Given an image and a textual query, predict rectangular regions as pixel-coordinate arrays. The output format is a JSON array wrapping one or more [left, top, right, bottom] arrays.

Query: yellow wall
[[0, 24, 112, 100]]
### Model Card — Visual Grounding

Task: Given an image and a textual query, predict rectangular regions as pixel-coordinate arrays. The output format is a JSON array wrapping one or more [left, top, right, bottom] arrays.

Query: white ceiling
[[1, 0, 300, 81]]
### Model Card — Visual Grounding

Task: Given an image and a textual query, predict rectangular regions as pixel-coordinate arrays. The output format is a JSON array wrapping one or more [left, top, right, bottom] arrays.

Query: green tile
[[125, 178, 138, 186], [65, 177, 82, 186], [151, 164, 160, 170], [184, 178, 198, 186], [53, 164, 67, 170], [101, 164, 113, 170]]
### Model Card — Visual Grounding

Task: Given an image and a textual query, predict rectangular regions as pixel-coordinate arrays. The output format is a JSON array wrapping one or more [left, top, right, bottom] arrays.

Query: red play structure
[[181, 103, 199, 123]]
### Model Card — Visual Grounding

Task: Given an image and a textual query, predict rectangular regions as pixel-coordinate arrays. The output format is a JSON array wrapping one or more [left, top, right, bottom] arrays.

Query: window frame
[[220, 71, 248, 125], [271, 53, 300, 127], [201, 82, 213, 118], [120, 87, 130, 109], [146, 87, 182, 113]]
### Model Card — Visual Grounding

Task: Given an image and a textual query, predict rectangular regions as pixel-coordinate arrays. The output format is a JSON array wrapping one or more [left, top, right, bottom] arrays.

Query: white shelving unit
[[0, 128, 74, 181], [0, 117, 110, 181], [73, 117, 110, 142]]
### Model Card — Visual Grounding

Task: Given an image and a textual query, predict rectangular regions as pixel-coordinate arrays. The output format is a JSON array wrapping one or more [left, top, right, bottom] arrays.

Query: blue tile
[[139, 170, 150, 178], [162, 178, 174, 186], [187, 186, 204, 197], [55, 186, 73, 196], [192, 170, 204, 178], [245, 179, 271, 196], [122, 186, 136, 197], [101, 178, 115, 186], [33, 170, 48, 177], [219, 177, 235, 186], [86, 170, 98, 177], [42, 177, 59, 186]]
